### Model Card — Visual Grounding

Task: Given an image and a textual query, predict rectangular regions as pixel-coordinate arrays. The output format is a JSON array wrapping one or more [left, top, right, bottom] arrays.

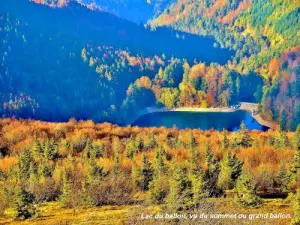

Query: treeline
[[0, 119, 299, 222], [122, 61, 263, 122]]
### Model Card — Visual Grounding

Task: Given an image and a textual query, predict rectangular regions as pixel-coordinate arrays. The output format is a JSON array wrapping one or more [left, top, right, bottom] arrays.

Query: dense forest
[[0, 119, 299, 223], [0, 0, 233, 123], [0, 0, 298, 130]]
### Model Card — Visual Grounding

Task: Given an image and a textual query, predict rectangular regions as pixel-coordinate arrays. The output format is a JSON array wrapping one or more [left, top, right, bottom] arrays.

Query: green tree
[[279, 129, 290, 149], [126, 137, 138, 159], [189, 170, 207, 207], [60, 171, 72, 207], [44, 139, 59, 161], [131, 161, 140, 189], [234, 171, 261, 208], [276, 163, 290, 194], [13, 187, 37, 220], [291, 189, 300, 225], [221, 130, 230, 149], [204, 143, 221, 196], [239, 122, 253, 147], [18, 149, 34, 180], [81, 177, 95, 206], [148, 148, 168, 204], [113, 137, 122, 174], [139, 154, 153, 191], [166, 163, 192, 211], [29, 162, 38, 192], [32, 137, 43, 158], [217, 153, 233, 190]]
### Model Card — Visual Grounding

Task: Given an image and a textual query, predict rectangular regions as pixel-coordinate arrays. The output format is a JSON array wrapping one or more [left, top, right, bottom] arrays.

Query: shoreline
[[127, 106, 277, 130]]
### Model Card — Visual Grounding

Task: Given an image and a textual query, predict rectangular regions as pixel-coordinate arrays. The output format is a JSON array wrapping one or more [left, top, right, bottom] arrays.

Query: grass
[[0, 198, 294, 225]]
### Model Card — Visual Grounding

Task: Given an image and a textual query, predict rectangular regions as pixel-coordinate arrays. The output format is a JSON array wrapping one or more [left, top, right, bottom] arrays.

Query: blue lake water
[[132, 110, 269, 131]]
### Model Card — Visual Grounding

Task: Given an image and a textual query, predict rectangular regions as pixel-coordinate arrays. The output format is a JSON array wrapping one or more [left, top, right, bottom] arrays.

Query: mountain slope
[[151, 0, 300, 73], [0, 0, 233, 123]]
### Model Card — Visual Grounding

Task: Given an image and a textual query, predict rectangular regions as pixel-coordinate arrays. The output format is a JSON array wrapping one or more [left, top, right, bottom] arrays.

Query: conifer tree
[[18, 149, 34, 180], [60, 170, 72, 207], [113, 137, 122, 174], [189, 169, 207, 207], [29, 162, 38, 192], [234, 171, 261, 208], [139, 154, 153, 191], [292, 125, 300, 174], [292, 189, 300, 225], [148, 148, 168, 204], [217, 153, 233, 190], [44, 139, 59, 161], [14, 187, 37, 220], [205, 143, 218, 178], [147, 134, 157, 149], [221, 130, 230, 149], [218, 152, 243, 190], [229, 153, 243, 184], [126, 137, 138, 159], [83, 139, 93, 159], [81, 177, 94, 206], [166, 163, 192, 211], [32, 137, 43, 158], [131, 161, 140, 189], [188, 130, 197, 148], [279, 129, 290, 149], [276, 163, 290, 193], [38, 158, 53, 179], [239, 122, 253, 147], [87, 156, 103, 182]]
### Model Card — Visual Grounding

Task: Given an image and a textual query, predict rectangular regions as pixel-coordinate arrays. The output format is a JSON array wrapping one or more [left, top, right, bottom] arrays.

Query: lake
[[132, 110, 269, 131]]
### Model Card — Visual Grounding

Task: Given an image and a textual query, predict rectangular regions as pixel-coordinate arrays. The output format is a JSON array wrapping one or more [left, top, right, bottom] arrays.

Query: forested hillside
[[0, 0, 234, 124], [151, 0, 300, 130], [31, 0, 174, 23]]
